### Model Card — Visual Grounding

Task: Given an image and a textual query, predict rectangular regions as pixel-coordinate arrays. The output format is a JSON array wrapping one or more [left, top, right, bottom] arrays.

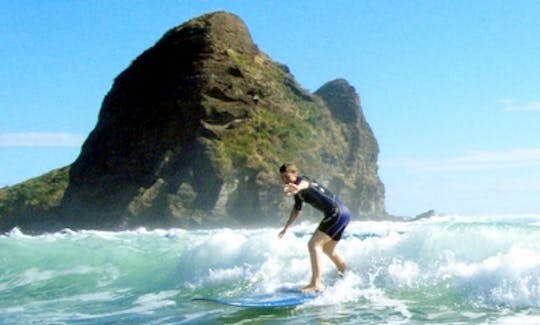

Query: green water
[[1, 216, 540, 324]]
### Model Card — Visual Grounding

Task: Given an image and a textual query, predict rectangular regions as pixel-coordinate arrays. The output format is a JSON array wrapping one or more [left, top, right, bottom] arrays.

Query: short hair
[[279, 163, 298, 174]]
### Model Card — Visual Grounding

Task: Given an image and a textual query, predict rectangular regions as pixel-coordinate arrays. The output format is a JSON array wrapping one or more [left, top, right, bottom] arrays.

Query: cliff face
[[0, 11, 386, 232], [315, 79, 385, 216]]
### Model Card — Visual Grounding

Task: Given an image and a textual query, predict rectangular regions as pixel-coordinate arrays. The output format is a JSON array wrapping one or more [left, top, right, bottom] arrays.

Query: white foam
[[134, 290, 178, 310], [495, 314, 540, 325], [388, 259, 421, 288], [6, 227, 26, 238], [3, 214, 540, 323], [316, 272, 364, 305]]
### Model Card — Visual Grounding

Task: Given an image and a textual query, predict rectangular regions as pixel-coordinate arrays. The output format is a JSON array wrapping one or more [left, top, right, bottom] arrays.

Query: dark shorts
[[317, 201, 350, 241]]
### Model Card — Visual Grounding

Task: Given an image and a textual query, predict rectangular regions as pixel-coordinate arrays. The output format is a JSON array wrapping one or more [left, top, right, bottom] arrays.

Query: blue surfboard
[[192, 289, 318, 308]]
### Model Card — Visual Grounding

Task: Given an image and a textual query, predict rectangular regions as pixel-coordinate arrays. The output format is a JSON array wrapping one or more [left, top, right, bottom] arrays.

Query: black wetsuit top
[[293, 176, 350, 241], [293, 176, 338, 217]]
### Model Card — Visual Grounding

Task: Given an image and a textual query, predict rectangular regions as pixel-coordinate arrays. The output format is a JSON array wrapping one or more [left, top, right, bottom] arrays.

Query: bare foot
[[301, 284, 321, 293]]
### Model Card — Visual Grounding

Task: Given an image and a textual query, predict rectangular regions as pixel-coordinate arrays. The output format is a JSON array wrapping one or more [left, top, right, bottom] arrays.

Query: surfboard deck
[[192, 288, 318, 308]]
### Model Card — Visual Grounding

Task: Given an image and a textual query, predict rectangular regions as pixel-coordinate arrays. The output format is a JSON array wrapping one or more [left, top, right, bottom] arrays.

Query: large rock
[[0, 11, 387, 232]]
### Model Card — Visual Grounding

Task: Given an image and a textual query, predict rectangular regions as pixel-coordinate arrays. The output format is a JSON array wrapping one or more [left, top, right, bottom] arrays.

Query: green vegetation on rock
[[0, 166, 70, 230], [0, 11, 388, 233]]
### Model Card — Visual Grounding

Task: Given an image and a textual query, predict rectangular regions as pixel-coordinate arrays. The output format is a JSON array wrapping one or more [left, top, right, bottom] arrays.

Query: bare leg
[[323, 240, 346, 273], [303, 230, 332, 292]]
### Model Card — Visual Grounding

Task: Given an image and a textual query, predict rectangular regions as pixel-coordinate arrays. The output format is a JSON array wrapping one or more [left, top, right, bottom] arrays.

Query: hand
[[283, 183, 299, 196], [278, 229, 286, 238]]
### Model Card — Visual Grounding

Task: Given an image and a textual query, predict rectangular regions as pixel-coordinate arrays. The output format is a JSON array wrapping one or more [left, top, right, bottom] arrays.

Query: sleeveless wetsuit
[[293, 176, 350, 241]]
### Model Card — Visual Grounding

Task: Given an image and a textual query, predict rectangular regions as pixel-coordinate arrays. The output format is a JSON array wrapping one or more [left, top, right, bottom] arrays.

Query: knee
[[322, 245, 334, 256], [307, 238, 321, 253]]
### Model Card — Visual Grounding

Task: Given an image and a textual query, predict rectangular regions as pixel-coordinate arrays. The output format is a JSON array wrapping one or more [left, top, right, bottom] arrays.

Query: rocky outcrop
[[0, 11, 387, 233], [315, 79, 385, 216]]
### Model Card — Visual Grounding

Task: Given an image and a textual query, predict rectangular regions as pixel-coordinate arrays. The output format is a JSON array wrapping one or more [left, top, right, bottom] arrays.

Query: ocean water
[[1, 215, 540, 324]]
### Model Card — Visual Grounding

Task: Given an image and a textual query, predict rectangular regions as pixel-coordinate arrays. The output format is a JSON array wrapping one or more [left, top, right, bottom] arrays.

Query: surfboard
[[192, 288, 318, 308]]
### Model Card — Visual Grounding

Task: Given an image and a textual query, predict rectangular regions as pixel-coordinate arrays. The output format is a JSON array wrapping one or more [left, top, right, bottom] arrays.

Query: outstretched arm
[[283, 179, 310, 196], [278, 208, 301, 238]]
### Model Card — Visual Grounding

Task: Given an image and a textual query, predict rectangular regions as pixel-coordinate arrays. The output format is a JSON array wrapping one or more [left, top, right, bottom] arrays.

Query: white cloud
[[0, 132, 85, 147], [382, 148, 540, 172], [499, 99, 540, 111]]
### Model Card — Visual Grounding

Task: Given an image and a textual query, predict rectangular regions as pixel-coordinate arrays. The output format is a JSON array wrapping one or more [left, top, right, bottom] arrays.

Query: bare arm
[[278, 208, 301, 238], [278, 179, 310, 238]]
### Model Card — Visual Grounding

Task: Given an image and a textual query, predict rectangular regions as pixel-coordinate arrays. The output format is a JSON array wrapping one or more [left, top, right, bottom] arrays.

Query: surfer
[[278, 163, 350, 292]]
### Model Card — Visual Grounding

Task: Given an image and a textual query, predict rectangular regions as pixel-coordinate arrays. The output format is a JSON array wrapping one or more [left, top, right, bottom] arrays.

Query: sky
[[1, 0, 539, 217]]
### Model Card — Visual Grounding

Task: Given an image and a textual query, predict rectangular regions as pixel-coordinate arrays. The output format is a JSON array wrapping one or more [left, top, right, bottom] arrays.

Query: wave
[[1, 215, 540, 323]]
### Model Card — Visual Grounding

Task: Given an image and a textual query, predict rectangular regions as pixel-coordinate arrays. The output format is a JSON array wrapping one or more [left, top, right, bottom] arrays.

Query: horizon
[[2, 1, 539, 217]]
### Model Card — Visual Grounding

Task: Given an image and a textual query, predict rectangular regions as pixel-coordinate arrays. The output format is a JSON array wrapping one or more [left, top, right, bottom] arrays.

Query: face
[[280, 171, 298, 184]]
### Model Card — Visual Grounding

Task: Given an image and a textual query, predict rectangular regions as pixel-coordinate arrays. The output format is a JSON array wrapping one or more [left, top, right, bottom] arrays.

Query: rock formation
[[0, 11, 387, 233]]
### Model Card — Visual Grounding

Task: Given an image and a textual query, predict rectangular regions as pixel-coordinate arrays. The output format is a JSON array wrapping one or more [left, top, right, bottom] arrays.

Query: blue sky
[[2, 1, 539, 217]]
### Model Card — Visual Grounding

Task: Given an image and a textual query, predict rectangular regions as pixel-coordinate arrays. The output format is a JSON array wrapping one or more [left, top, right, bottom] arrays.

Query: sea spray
[[1, 215, 540, 324]]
